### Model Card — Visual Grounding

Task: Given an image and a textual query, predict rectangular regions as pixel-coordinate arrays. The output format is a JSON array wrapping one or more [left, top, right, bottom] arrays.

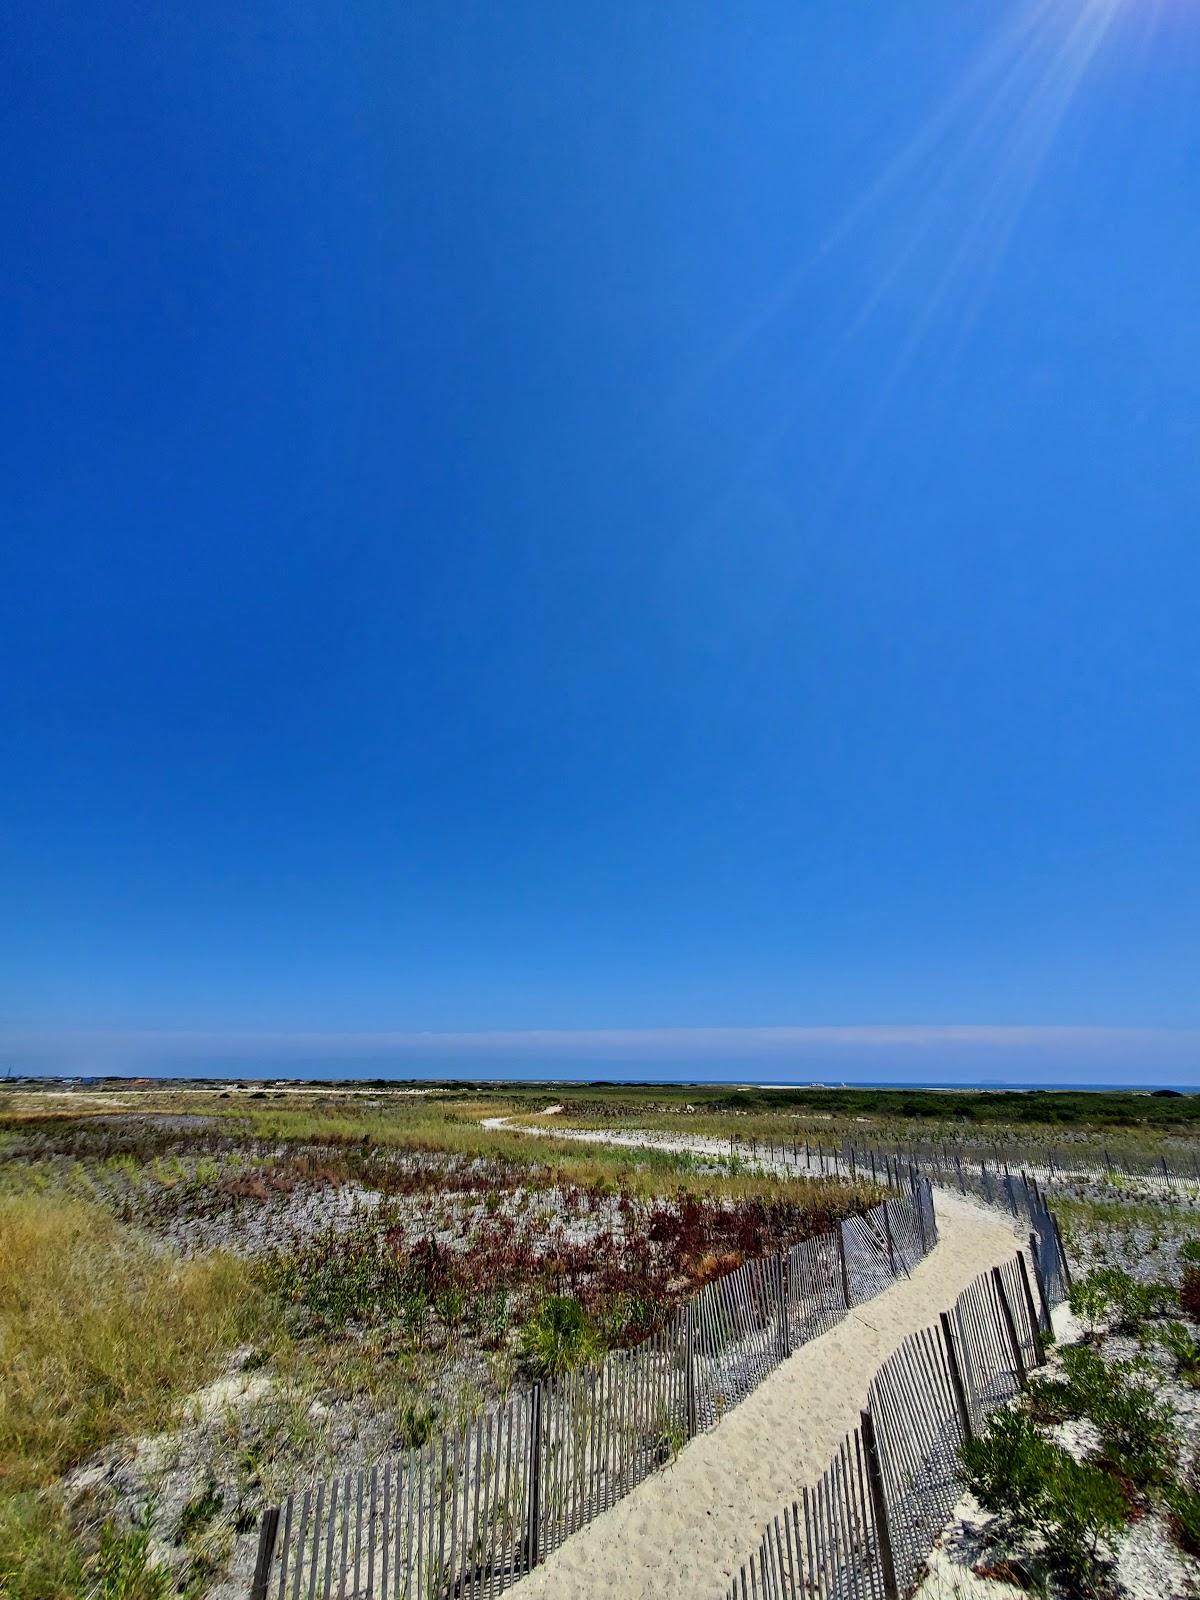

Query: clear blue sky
[[3, 0, 1199, 1083]]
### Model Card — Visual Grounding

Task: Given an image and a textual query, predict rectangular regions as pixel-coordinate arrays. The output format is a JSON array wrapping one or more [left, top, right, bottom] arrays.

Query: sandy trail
[[489, 1117, 1023, 1600]]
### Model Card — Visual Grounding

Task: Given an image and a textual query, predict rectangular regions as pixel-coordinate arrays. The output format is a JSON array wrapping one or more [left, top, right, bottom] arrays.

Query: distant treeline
[[504, 1082, 1199, 1129], [21, 1075, 1197, 1131]]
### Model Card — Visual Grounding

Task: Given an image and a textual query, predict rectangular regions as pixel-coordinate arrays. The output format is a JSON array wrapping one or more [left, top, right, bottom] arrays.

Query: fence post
[[526, 1382, 543, 1570], [837, 1222, 852, 1308], [913, 1183, 928, 1257], [250, 1506, 280, 1600], [1028, 1231, 1054, 1331], [859, 1409, 900, 1600], [881, 1200, 897, 1276], [777, 1254, 791, 1360], [685, 1303, 698, 1438], [938, 1312, 973, 1441], [991, 1266, 1027, 1389], [1051, 1213, 1074, 1292], [1015, 1251, 1047, 1366]]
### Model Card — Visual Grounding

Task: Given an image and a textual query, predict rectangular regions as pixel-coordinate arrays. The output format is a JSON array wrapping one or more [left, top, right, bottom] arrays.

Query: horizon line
[[4, 1022, 1199, 1080]]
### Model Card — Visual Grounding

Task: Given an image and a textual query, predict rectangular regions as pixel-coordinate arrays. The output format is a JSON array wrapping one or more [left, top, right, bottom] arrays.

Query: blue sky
[[3, 0, 1198, 1083]]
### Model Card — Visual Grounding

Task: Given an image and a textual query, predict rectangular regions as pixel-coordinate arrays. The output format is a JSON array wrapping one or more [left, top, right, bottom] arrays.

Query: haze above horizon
[[3, 0, 1198, 1086]]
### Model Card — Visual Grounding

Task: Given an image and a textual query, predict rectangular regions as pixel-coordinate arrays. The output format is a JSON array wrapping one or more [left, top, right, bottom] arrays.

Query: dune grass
[[0, 1192, 273, 1491], [0, 1491, 88, 1600], [203, 1093, 882, 1208], [0, 1189, 276, 1598]]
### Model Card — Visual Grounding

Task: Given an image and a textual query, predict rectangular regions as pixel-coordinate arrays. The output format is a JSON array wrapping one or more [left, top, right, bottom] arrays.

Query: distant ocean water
[[28, 1069, 1199, 1093]]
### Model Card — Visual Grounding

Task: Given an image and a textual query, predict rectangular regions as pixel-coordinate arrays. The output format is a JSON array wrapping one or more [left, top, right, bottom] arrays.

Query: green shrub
[[94, 1512, 170, 1600], [1089, 1376, 1176, 1487], [1040, 1456, 1128, 1583], [1024, 1371, 1076, 1425], [959, 1410, 1128, 1584], [1165, 1479, 1200, 1558], [1155, 1321, 1200, 1388], [1026, 1343, 1111, 1424], [397, 1398, 440, 1449], [960, 1410, 1056, 1532], [1026, 1340, 1177, 1488], [433, 1285, 466, 1331], [1070, 1274, 1115, 1336], [262, 1237, 409, 1331], [1068, 1268, 1176, 1336], [472, 1288, 511, 1348], [518, 1296, 601, 1378], [400, 1289, 430, 1339]]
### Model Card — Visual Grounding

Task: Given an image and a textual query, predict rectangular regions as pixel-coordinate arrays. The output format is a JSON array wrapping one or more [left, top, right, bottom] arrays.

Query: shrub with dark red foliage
[[257, 1155, 876, 1352], [1181, 1266, 1200, 1324]]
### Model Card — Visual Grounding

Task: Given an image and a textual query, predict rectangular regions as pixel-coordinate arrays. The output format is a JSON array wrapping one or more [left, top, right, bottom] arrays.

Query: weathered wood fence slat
[[726, 1217, 1069, 1600], [256, 1158, 1058, 1600], [255, 1176, 939, 1599]]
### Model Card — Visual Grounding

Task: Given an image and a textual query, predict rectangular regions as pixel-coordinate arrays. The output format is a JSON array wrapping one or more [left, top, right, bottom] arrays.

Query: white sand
[[499, 1157, 1023, 1600]]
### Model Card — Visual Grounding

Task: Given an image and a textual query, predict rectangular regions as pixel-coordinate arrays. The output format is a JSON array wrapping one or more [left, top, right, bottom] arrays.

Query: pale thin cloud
[[3, 1024, 1197, 1083]]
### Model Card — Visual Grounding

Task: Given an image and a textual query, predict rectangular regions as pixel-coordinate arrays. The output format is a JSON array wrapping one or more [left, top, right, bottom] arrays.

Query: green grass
[[0, 1193, 275, 1493], [3, 1077, 1197, 1596], [9, 1079, 1199, 1177], [0, 1190, 279, 1599], [166, 1093, 886, 1209], [0, 1491, 89, 1600]]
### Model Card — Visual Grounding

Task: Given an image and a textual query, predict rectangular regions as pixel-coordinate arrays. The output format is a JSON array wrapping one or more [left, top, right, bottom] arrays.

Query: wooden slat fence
[[734, 1136, 1068, 1319], [726, 1240, 1065, 1600], [253, 1179, 938, 1599], [730, 1131, 1200, 1198]]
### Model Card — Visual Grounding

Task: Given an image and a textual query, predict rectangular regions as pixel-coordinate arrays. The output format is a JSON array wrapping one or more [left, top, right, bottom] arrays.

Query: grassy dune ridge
[[0, 1089, 879, 1597], [0, 1194, 271, 1491], [4, 1080, 1198, 1598], [0, 1190, 276, 1598]]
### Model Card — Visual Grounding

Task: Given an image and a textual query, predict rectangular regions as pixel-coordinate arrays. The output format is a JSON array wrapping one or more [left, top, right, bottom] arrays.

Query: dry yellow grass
[[0, 1193, 272, 1494], [0, 1190, 278, 1599]]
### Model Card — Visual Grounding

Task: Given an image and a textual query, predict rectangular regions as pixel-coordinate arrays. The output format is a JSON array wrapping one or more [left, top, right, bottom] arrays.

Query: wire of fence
[[725, 1229, 1065, 1600], [729, 1130, 1200, 1193], [251, 1176, 938, 1600]]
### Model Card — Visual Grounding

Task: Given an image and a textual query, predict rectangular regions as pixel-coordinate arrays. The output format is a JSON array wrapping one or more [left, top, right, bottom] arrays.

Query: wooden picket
[[257, 1179, 938, 1599], [258, 1163, 1055, 1600], [727, 1241, 1068, 1600]]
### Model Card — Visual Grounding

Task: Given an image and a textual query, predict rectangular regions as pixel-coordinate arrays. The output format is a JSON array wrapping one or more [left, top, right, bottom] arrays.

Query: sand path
[[487, 1117, 1024, 1600]]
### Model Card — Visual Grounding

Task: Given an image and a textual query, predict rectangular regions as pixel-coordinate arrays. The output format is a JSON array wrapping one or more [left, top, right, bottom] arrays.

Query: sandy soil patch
[[487, 1119, 1023, 1600]]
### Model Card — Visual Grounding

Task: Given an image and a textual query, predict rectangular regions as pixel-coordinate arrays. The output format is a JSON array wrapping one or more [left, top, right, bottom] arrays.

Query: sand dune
[[504, 1183, 1022, 1600]]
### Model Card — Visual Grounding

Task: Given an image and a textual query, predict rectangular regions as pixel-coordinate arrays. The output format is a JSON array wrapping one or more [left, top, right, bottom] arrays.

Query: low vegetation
[[0, 1190, 276, 1597], [959, 1262, 1200, 1593], [0, 1193, 273, 1493], [0, 1087, 879, 1597], [5, 1078, 1200, 1598]]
